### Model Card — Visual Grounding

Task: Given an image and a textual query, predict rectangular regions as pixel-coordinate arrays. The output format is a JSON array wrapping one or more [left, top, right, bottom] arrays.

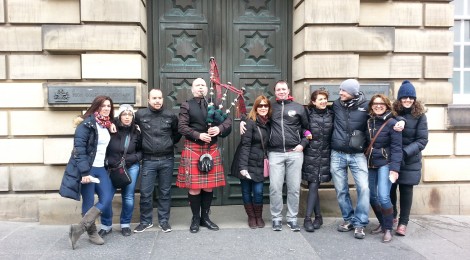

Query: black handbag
[[349, 130, 366, 151], [108, 134, 132, 188]]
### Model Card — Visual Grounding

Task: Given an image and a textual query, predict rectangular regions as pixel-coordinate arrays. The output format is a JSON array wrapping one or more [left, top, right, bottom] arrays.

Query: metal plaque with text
[[310, 83, 391, 102], [48, 86, 136, 104]]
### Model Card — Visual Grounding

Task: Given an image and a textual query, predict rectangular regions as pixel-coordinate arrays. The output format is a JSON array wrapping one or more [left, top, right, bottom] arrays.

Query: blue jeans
[[81, 167, 113, 214], [240, 179, 264, 205], [369, 164, 393, 210], [268, 151, 303, 222], [330, 150, 370, 228], [139, 158, 174, 225], [100, 163, 140, 229]]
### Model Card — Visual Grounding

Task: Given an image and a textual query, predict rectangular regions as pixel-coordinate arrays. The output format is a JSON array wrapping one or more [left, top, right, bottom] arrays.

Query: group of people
[[59, 77, 428, 249]]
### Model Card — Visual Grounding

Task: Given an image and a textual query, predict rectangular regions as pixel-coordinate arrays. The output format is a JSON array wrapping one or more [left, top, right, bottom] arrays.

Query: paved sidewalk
[[0, 206, 469, 259]]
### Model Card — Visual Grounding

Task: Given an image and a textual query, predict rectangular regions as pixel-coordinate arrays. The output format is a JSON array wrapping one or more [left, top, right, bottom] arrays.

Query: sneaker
[[98, 228, 112, 237], [287, 221, 301, 232], [337, 221, 354, 232], [272, 220, 282, 231], [121, 227, 131, 236], [159, 222, 172, 233], [134, 223, 153, 233], [354, 227, 366, 239]]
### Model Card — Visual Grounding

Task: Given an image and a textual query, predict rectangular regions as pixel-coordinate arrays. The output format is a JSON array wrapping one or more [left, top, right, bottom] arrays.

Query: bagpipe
[[206, 57, 247, 126]]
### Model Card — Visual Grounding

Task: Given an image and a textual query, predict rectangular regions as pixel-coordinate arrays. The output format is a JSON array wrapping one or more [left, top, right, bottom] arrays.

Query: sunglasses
[[257, 104, 269, 108], [401, 96, 415, 100]]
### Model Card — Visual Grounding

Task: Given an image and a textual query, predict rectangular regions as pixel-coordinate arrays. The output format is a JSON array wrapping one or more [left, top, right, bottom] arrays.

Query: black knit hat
[[397, 80, 416, 100]]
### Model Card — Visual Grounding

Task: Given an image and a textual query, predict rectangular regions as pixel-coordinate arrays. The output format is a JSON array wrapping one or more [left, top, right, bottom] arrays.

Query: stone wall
[[294, 0, 470, 216], [0, 0, 148, 223]]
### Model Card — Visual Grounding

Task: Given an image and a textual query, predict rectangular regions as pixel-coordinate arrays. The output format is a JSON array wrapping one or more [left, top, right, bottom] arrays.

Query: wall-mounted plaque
[[47, 86, 136, 104], [310, 83, 391, 102]]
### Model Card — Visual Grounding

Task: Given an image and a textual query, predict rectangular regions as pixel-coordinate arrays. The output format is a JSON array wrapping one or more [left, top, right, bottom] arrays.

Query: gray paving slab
[[1, 207, 470, 260]]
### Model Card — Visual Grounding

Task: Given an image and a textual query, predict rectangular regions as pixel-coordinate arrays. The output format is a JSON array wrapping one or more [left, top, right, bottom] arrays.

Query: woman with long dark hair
[[231, 95, 271, 228], [302, 90, 334, 232], [390, 80, 428, 236], [59, 95, 115, 249]]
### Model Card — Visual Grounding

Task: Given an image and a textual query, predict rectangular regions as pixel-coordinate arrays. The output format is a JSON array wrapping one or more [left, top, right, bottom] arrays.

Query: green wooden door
[[150, 0, 291, 205]]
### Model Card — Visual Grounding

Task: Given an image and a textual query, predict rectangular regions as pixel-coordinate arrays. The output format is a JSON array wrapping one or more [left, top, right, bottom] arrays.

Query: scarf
[[257, 115, 269, 125], [94, 111, 112, 129], [276, 95, 294, 102], [341, 96, 360, 108]]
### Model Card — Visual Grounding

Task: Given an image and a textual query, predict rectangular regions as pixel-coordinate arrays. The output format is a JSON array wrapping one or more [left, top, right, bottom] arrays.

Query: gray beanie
[[340, 79, 360, 97]]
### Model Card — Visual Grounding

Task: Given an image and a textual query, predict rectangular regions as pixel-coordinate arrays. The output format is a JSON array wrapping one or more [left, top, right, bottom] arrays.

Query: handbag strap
[[256, 126, 267, 157], [122, 134, 130, 159], [365, 118, 391, 155]]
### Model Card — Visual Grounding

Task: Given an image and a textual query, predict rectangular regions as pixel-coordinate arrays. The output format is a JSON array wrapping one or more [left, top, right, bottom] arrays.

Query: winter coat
[[105, 118, 142, 169], [231, 117, 269, 182], [365, 111, 402, 172], [269, 99, 309, 152], [135, 106, 181, 158], [397, 113, 428, 185], [302, 107, 334, 183], [331, 93, 370, 153], [59, 115, 103, 201]]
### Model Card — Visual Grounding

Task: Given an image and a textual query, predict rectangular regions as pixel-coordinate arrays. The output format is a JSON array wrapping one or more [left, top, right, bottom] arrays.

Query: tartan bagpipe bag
[[108, 135, 132, 188]]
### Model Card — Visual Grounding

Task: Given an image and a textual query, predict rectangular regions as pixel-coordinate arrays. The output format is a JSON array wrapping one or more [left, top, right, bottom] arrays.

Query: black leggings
[[305, 182, 321, 218], [390, 183, 414, 225]]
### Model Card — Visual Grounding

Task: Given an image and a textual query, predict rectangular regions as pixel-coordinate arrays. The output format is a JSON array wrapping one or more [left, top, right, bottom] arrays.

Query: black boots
[[69, 206, 102, 249], [244, 204, 257, 229], [200, 191, 219, 231], [304, 217, 315, 232], [253, 204, 265, 228], [188, 193, 201, 233], [313, 215, 323, 229]]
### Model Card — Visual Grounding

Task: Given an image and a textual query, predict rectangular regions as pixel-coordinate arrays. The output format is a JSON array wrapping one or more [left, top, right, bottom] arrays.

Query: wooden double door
[[149, 0, 291, 205]]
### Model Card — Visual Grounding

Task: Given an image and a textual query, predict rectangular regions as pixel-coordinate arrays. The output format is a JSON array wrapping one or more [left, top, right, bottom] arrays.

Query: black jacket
[[331, 93, 370, 153], [231, 117, 269, 182], [59, 115, 102, 201], [105, 118, 142, 168], [269, 99, 309, 152], [365, 111, 402, 172], [302, 107, 334, 183], [397, 113, 428, 185], [135, 106, 181, 158]]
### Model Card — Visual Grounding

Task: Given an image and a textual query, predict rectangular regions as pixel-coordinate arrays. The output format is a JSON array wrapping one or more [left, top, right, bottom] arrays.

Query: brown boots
[[69, 206, 102, 249], [244, 204, 265, 228], [87, 223, 105, 245]]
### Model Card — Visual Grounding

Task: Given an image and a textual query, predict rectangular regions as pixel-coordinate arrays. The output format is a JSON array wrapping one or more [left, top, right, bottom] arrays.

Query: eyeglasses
[[257, 104, 269, 108], [372, 103, 386, 107], [401, 96, 415, 101]]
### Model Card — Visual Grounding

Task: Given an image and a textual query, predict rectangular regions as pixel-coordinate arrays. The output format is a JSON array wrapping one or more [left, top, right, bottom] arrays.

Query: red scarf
[[94, 112, 112, 129], [276, 95, 294, 102]]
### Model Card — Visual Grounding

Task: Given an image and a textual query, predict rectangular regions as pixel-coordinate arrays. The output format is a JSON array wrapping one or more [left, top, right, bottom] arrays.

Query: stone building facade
[[0, 0, 468, 224]]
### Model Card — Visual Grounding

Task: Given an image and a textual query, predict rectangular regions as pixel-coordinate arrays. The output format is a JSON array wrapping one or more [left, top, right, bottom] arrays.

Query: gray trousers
[[268, 151, 303, 222]]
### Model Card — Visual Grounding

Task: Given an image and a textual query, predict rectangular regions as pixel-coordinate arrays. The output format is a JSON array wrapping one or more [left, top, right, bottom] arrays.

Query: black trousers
[[390, 183, 414, 225]]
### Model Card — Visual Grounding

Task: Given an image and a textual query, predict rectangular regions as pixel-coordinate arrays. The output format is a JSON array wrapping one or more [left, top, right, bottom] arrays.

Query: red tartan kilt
[[176, 140, 226, 189]]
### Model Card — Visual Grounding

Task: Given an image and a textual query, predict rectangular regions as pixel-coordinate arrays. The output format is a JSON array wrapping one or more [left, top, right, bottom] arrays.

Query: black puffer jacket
[[302, 107, 334, 183], [135, 106, 181, 158], [331, 93, 369, 153], [106, 118, 142, 169], [269, 99, 309, 152], [397, 112, 428, 185], [365, 111, 402, 172], [231, 117, 269, 182]]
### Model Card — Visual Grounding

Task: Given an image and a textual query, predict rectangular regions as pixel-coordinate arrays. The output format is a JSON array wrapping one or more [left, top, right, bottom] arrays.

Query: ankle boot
[[69, 206, 101, 249], [383, 229, 393, 243], [370, 225, 384, 235], [87, 223, 105, 245], [312, 215, 323, 229], [200, 191, 219, 231], [304, 217, 314, 232], [371, 204, 384, 228], [244, 204, 257, 229], [253, 204, 265, 228], [188, 193, 201, 233]]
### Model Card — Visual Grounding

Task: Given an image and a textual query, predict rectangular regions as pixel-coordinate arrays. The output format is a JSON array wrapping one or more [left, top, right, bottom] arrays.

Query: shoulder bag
[[108, 134, 132, 188]]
